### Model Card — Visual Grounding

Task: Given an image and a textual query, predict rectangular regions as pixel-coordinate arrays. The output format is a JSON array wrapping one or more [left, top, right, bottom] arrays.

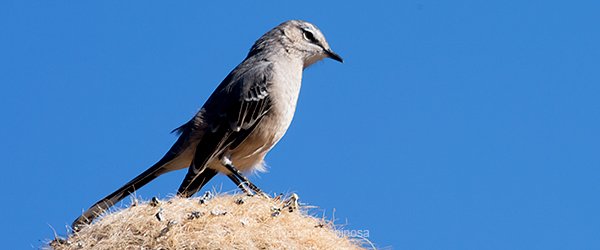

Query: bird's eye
[[302, 30, 317, 43]]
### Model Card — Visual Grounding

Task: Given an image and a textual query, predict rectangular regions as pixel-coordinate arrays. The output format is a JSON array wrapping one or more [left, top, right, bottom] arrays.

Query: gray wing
[[223, 62, 272, 133], [177, 60, 273, 195]]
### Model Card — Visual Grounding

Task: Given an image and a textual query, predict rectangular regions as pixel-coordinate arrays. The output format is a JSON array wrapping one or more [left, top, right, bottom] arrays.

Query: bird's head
[[280, 20, 343, 68], [249, 20, 343, 68]]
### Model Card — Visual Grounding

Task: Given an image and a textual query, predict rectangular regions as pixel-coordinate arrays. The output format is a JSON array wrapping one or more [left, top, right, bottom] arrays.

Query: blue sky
[[1, 1, 599, 249]]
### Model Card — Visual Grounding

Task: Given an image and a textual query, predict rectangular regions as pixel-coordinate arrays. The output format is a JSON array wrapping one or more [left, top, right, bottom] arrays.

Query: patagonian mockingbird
[[72, 20, 342, 230]]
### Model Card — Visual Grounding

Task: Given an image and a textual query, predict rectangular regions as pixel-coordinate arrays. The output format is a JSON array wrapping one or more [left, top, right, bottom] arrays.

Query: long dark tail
[[72, 133, 194, 231], [71, 163, 166, 230]]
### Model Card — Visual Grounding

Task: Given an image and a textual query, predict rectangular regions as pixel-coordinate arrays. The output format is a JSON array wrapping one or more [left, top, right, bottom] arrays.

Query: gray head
[[248, 20, 343, 68]]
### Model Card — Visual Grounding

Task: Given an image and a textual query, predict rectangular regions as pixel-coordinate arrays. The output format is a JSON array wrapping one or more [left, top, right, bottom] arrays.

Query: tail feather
[[72, 134, 194, 231], [72, 131, 194, 231], [72, 162, 169, 230]]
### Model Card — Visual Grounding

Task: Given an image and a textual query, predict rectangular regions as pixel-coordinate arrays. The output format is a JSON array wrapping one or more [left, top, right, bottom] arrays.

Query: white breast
[[268, 60, 304, 141]]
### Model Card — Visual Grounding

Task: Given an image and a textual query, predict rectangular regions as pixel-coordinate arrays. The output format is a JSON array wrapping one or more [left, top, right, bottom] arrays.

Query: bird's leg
[[224, 161, 264, 195], [226, 174, 253, 195], [221, 156, 268, 197]]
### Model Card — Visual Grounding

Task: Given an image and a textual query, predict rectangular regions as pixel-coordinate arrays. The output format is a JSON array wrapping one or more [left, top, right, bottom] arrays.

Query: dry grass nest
[[49, 193, 372, 249]]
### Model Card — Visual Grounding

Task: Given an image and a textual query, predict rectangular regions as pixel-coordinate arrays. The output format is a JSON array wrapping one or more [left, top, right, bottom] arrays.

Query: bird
[[72, 20, 342, 230]]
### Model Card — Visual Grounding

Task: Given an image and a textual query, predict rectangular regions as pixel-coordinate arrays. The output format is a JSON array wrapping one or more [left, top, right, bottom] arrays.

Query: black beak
[[325, 49, 344, 63]]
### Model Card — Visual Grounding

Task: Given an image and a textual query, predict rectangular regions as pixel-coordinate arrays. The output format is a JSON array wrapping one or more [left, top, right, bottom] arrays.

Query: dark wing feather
[[228, 64, 272, 131], [177, 60, 273, 195], [216, 61, 273, 146]]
